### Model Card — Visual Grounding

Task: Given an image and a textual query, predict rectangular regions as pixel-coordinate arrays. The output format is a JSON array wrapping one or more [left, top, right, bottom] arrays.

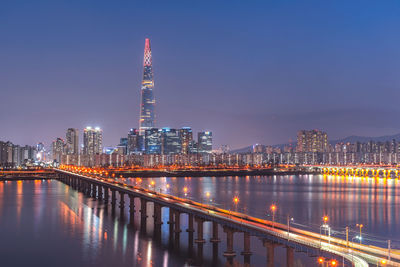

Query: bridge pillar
[[111, 189, 116, 208], [286, 246, 294, 267], [153, 203, 162, 239], [119, 192, 125, 211], [98, 185, 103, 200], [210, 221, 220, 264], [195, 217, 205, 264], [129, 195, 135, 223], [92, 184, 97, 198], [194, 217, 206, 243], [223, 226, 236, 263], [140, 198, 147, 231], [168, 208, 175, 242], [104, 186, 109, 204], [174, 211, 181, 246], [241, 232, 252, 265], [263, 240, 277, 267]]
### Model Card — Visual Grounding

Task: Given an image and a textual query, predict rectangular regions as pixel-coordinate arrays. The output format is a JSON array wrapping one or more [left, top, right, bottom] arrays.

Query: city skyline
[[2, 1, 400, 149]]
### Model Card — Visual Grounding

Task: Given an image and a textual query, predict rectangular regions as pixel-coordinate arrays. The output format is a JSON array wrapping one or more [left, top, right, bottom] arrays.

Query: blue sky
[[1, 0, 400, 148]]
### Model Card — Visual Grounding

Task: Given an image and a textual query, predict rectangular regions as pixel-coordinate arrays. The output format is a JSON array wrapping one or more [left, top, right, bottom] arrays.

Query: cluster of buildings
[[0, 141, 37, 167], [240, 130, 400, 166], [52, 126, 213, 167], [50, 39, 212, 167]]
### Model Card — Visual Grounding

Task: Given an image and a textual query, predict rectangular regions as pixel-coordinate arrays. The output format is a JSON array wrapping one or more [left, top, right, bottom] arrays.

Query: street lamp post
[[356, 224, 363, 244], [270, 204, 277, 228]]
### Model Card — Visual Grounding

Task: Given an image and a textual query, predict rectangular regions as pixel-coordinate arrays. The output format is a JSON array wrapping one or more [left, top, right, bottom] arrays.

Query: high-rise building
[[52, 138, 65, 163], [139, 38, 156, 135], [145, 128, 162, 154], [83, 127, 103, 155], [296, 130, 328, 153], [127, 128, 140, 154], [180, 127, 193, 154], [66, 128, 79, 155], [161, 128, 181, 154], [198, 131, 212, 153]]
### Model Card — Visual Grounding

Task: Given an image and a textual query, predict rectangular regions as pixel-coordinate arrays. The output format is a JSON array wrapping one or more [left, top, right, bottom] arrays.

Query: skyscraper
[[198, 131, 213, 153], [296, 130, 328, 153], [180, 127, 193, 154], [139, 38, 156, 135], [83, 127, 103, 155], [66, 128, 79, 155]]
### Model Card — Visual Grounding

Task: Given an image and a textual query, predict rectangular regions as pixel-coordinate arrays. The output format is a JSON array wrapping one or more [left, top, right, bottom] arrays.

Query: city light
[[233, 196, 239, 204]]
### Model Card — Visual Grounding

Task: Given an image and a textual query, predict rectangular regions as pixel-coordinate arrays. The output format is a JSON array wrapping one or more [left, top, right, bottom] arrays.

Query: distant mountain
[[230, 133, 400, 153], [330, 133, 400, 145]]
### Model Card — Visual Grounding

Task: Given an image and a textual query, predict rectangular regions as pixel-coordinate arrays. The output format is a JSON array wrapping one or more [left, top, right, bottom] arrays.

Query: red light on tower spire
[[143, 38, 152, 67]]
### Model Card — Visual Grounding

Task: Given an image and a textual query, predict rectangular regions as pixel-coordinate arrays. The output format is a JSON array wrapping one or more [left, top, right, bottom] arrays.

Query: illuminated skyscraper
[[198, 131, 212, 153], [83, 127, 103, 155], [139, 38, 156, 135], [66, 128, 79, 155]]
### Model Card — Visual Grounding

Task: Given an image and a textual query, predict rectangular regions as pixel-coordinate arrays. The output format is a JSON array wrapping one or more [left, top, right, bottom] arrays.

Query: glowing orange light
[[323, 216, 329, 223], [183, 186, 188, 193], [166, 184, 170, 189], [381, 259, 387, 265], [206, 192, 210, 197], [318, 257, 324, 264], [233, 196, 239, 204], [331, 260, 337, 266], [270, 204, 277, 212]]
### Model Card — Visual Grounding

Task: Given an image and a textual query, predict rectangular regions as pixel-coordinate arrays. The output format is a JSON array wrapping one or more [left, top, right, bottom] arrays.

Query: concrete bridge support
[[111, 189, 116, 208], [195, 217, 205, 264], [186, 214, 195, 257], [98, 185, 103, 200], [174, 211, 181, 246], [263, 240, 277, 267], [104, 186, 109, 204], [153, 203, 162, 238], [92, 184, 97, 198], [210, 221, 221, 263], [140, 199, 147, 231], [286, 246, 294, 267], [241, 232, 252, 266], [129, 195, 135, 223], [223, 226, 236, 264]]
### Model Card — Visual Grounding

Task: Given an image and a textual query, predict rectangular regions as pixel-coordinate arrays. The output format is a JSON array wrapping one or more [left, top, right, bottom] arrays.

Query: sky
[[1, 0, 400, 149]]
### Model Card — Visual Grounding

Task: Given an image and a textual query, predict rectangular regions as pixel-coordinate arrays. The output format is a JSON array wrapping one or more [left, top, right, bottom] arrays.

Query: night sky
[[1, 0, 400, 149]]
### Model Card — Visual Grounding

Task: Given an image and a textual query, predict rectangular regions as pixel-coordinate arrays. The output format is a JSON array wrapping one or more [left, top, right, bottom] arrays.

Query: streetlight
[[287, 215, 293, 240], [320, 216, 331, 246], [318, 257, 324, 265], [330, 260, 337, 266], [356, 224, 363, 244], [380, 259, 387, 266], [270, 204, 277, 228], [183, 186, 188, 197]]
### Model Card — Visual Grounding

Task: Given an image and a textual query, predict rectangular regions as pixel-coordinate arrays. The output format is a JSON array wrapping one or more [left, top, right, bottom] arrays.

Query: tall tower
[[139, 38, 156, 135]]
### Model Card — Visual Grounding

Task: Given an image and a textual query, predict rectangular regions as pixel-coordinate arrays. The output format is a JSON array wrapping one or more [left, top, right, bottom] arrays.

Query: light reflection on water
[[0, 175, 397, 266]]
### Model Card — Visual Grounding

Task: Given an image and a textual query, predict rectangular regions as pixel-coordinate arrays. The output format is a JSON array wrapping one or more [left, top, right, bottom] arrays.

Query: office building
[[83, 127, 103, 155], [161, 128, 182, 154], [198, 131, 212, 153], [180, 127, 193, 154], [66, 128, 79, 155]]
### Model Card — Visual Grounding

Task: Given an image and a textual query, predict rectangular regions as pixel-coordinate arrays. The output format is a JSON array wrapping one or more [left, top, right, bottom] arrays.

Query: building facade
[[139, 38, 156, 135], [83, 127, 103, 155]]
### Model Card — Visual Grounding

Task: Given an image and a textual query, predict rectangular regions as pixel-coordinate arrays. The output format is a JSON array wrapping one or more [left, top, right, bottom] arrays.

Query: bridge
[[0, 168, 56, 180], [310, 165, 400, 179], [1, 167, 397, 266]]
